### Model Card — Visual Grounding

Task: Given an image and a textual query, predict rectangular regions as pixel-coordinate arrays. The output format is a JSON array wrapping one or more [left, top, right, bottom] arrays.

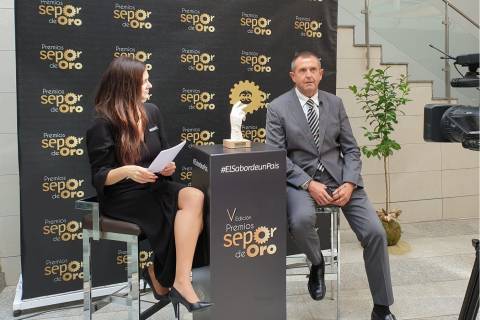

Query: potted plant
[[349, 67, 410, 246]]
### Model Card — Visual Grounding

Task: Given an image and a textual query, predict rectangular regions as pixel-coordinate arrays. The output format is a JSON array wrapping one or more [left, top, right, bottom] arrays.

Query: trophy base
[[223, 139, 252, 149]]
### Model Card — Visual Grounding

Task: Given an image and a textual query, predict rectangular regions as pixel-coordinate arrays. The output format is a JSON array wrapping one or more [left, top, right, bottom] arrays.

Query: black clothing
[[86, 103, 185, 287]]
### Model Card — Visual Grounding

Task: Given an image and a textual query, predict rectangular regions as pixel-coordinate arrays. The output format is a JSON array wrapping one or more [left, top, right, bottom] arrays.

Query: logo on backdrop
[[180, 48, 216, 72], [180, 8, 215, 32], [223, 208, 278, 259], [240, 51, 272, 73], [180, 127, 215, 146], [113, 46, 153, 70], [43, 218, 82, 242], [294, 16, 322, 38], [242, 125, 266, 143], [44, 258, 83, 282], [116, 249, 153, 270], [38, 1, 83, 26], [229, 80, 270, 114], [180, 88, 216, 111], [113, 3, 152, 29], [41, 89, 84, 113], [41, 133, 84, 157], [240, 12, 272, 36], [179, 165, 193, 185], [42, 176, 85, 200], [40, 44, 83, 70]]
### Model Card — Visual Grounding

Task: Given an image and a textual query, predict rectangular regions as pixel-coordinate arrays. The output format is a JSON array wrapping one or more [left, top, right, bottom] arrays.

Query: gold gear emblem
[[253, 226, 270, 245], [229, 80, 267, 114]]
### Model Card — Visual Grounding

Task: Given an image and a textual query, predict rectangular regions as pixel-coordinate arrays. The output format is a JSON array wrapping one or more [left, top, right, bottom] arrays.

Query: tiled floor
[[0, 218, 478, 320]]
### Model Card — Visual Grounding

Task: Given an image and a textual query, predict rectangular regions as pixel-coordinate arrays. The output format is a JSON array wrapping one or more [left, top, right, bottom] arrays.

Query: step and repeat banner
[[16, 0, 337, 301]]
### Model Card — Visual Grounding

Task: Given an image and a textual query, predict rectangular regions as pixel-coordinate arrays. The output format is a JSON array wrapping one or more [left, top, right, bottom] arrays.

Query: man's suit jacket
[[266, 88, 364, 189]]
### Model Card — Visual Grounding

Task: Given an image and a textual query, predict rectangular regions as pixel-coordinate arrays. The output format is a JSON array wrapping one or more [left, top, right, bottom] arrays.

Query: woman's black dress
[[86, 103, 184, 287]]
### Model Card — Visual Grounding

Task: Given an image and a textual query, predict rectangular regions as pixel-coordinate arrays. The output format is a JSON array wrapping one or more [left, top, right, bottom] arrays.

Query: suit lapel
[[316, 90, 328, 152], [287, 89, 318, 153]]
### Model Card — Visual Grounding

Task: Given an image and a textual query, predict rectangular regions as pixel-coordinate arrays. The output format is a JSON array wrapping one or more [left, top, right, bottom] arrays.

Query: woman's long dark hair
[[95, 57, 148, 165]]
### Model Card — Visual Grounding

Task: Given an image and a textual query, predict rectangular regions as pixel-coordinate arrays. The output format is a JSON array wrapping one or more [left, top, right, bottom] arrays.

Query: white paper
[[148, 140, 186, 172]]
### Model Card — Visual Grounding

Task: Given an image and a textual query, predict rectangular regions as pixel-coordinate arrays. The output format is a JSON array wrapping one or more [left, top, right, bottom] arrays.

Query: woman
[[86, 56, 211, 317]]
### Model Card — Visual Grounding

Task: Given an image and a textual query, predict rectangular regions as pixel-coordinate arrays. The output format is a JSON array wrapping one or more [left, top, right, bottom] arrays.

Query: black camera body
[[423, 53, 479, 151]]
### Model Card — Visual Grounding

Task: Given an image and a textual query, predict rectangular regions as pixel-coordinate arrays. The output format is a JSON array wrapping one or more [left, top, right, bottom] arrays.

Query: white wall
[[0, 0, 20, 287]]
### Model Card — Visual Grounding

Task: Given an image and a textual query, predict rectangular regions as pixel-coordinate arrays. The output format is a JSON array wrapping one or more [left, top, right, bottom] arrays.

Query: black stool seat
[[83, 214, 142, 236]]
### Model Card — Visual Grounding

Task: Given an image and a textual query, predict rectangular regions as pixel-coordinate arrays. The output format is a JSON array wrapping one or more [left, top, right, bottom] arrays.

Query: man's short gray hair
[[291, 51, 322, 71]]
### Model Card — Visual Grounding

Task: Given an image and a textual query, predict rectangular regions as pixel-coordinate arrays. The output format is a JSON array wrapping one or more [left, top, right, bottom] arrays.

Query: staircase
[[336, 26, 479, 226]]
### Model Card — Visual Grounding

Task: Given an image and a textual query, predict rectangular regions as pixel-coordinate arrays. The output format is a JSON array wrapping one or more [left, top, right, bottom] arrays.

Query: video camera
[[424, 53, 479, 151]]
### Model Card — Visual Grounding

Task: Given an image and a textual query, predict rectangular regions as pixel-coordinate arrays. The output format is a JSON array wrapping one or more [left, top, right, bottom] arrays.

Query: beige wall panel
[[336, 58, 381, 89], [0, 93, 17, 134], [0, 51, 15, 92], [361, 143, 442, 175], [0, 8, 14, 50], [441, 144, 480, 170], [401, 83, 433, 116], [0, 0, 13, 9], [0, 256, 20, 286], [0, 134, 18, 175], [390, 199, 443, 223], [0, 175, 19, 217], [443, 195, 480, 219], [390, 171, 442, 202], [0, 215, 20, 257], [337, 88, 365, 118], [442, 168, 479, 198], [391, 115, 424, 144], [337, 28, 382, 60]]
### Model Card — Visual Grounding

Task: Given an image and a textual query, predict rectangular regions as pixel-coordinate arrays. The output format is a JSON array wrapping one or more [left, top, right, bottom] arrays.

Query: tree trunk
[[384, 156, 390, 214]]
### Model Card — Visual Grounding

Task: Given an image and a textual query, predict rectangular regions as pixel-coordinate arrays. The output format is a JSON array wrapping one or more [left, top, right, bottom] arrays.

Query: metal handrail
[[441, 0, 479, 29]]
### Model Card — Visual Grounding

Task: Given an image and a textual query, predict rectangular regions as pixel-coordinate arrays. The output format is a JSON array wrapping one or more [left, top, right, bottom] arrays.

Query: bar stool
[[75, 196, 170, 320], [286, 205, 341, 319]]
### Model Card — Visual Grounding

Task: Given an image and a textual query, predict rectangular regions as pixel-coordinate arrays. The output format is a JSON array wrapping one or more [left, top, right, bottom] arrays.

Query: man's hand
[[308, 180, 334, 205], [331, 182, 355, 207]]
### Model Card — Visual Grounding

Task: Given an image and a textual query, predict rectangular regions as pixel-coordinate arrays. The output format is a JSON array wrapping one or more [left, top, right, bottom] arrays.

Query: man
[[266, 51, 396, 320]]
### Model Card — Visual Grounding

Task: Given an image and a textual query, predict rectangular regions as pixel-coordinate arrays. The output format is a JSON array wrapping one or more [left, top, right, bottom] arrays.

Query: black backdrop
[[16, 0, 338, 300]]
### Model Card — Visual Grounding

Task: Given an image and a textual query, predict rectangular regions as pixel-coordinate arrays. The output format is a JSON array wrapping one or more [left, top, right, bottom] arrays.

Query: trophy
[[223, 101, 251, 148]]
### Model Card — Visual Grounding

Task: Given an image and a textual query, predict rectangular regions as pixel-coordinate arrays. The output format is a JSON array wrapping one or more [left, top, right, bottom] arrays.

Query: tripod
[[459, 239, 479, 320]]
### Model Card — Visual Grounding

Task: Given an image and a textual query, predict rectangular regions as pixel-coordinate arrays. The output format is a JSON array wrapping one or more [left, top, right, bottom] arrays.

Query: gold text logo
[[229, 80, 270, 114], [240, 51, 271, 73], [41, 89, 83, 113], [41, 133, 84, 157], [242, 126, 266, 143], [223, 209, 278, 259], [44, 259, 83, 282], [40, 44, 83, 70], [117, 250, 153, 270], [43, 218, 82, 242], [113, 46, 153, 70], [42, 176, 85, 199], [180, 88, 216, 111], [294, 16, 322, 38], [180, 8, 215, 32], [38, 2, 82, 26], [180, 127, 215, 146], [180, 49, 216, 72], [113, 3, 152, 29], [179, 165, 193, 186], [240, 12, 272, 36]]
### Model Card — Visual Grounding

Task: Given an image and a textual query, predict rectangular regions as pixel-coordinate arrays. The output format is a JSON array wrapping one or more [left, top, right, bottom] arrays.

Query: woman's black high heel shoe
[[141, 267, 169, 301], [169, 287, 212, 319]]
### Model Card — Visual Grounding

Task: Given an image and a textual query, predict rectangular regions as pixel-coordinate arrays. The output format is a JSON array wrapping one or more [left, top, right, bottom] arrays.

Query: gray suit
[[266, 88, 394, 306]]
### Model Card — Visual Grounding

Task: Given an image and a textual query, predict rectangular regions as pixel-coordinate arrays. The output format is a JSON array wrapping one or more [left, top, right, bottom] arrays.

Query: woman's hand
[[125, 165, 158, 184], [160, 162, 176, 177]]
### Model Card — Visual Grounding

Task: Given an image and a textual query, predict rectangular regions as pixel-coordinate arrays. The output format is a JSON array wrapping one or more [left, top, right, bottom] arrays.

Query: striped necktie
[[306, 98, 325, 172]]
